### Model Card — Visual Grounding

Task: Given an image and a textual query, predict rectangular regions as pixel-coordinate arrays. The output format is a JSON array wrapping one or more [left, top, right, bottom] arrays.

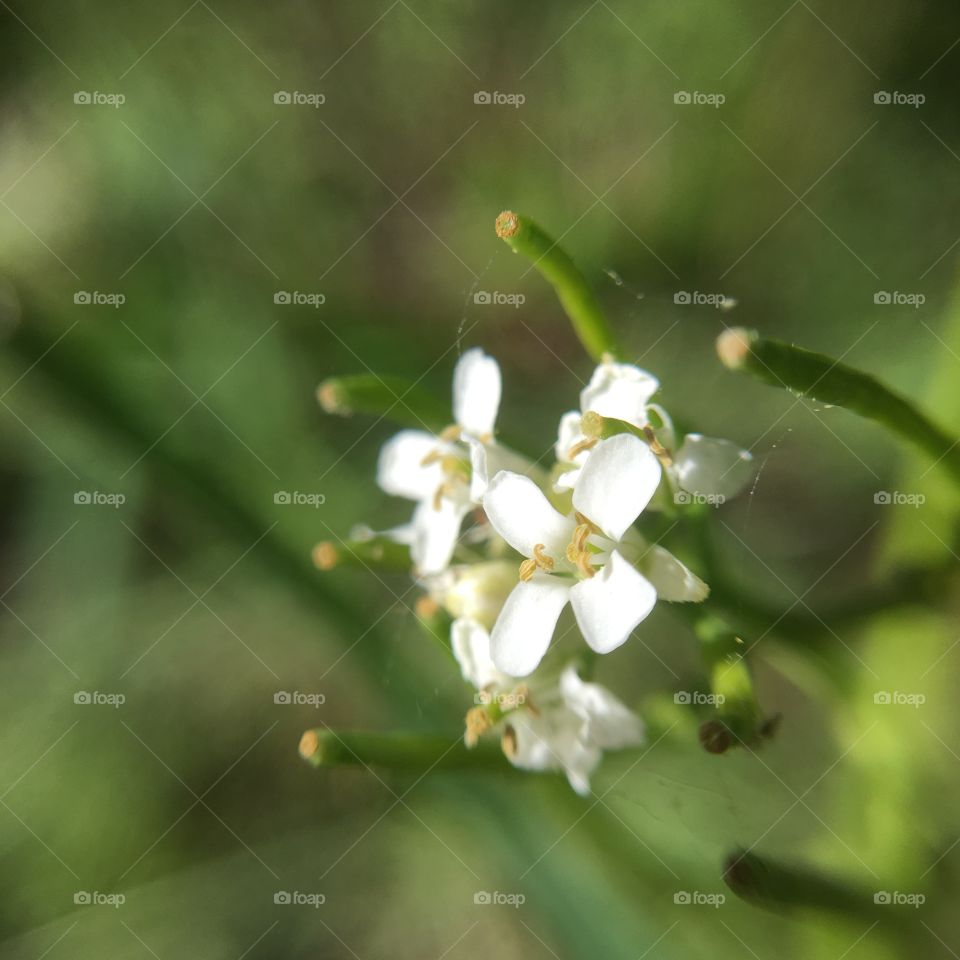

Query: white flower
[[452, 619, 644, 795], [376, 348, 502, 574], [554, 359, 754, 502], [484, 433, 707, 676], [554, 360, 661, 491], [421, 560, 517, 631]]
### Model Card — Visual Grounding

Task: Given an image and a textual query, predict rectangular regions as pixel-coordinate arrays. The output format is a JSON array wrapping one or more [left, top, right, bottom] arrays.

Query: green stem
[[317, 374, 448, 431], [717, 327, 960, 485], [298, 728, 509, 771], [692, 609, 768, 752], [723, 849, 913, 936], [312, 536, 411, 573], [496, 211, 620, 361]]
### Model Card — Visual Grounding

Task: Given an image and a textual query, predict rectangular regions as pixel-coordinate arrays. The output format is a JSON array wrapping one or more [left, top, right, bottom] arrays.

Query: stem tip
[[495, 210, 520, 239], [312, 542, 338, 570], [716, 327, 756, 370], [298, 729, 321, 761]]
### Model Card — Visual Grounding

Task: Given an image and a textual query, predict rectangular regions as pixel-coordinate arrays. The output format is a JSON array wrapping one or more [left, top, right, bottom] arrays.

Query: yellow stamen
[[420, 449, 443, 467], [439, 424, 462, 442], [501, 724, 518, 759], [643, 425, 673, 467], [576, 551, 596, 578], [567, 437, 598, 460], [533, 543, 555, 572], [465, 707, 493, 748], [519, 543, 555, 581]]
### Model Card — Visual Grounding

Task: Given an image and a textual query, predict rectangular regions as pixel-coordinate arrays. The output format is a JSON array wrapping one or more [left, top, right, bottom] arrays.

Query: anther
[[532, 543, 555, 572], [518, 558, 537, 582]]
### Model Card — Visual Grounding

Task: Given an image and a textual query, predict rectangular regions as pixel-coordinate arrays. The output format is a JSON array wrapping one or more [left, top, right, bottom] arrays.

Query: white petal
[[377, 430, 445, 501], [410, 496, 469, 575], [569, 550, 657, 655], [639, 544, 709, 602], [673, 434, 754, 500], [483, 472, 575, 559], [580, 362, 659, 425], [469, 438, 540, 502], [451, 618, 504, 690], [554, 411, 587, 465], [490, 575, 571, 676], [453, 348, 501, 438], [466, 436, 489, 502], [559, 665, 645, 750], [572, 434, 661, 540]]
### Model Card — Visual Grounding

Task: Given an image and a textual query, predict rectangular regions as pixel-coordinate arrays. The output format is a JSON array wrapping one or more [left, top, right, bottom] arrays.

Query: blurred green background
[[2, 1, 960, 956]]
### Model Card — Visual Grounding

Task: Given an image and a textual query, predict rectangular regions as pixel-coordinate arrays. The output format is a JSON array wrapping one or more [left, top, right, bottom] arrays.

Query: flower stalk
[[495, 211, 621, 362], [312, 537, 411, 573], [691, 610, 769, 752], [317, 374, 448, 432], [723, 849, 911, 932], [298, 728, 508, 771], [717, 327, 960, 485]]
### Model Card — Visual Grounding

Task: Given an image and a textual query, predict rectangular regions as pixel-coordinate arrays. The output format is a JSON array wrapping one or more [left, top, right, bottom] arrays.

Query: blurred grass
[[1, 1, 960, 956]]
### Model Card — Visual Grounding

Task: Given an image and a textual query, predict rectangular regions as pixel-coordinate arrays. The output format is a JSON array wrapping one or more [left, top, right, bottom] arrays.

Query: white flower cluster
[[367, 349, 752, 794]]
